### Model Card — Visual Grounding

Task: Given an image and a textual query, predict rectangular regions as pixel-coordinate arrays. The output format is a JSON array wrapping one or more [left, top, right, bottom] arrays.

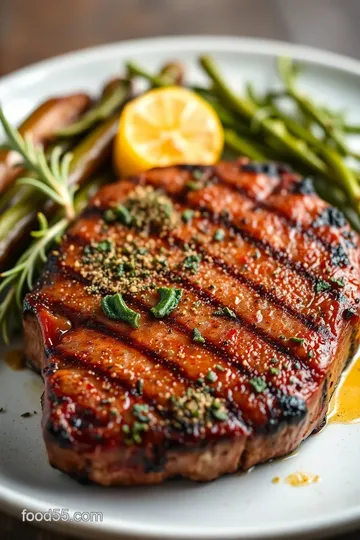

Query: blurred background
[[1, 0, 360, 76]]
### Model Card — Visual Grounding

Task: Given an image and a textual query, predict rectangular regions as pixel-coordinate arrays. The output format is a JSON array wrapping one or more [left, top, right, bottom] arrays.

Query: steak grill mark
[[36, 247, 317, 431], [86, 177, 356, 313], [78, 205, 344, 336], [57, 247, 321, 376], [178, 163, 350, 255], [37, 293, 307, 433]]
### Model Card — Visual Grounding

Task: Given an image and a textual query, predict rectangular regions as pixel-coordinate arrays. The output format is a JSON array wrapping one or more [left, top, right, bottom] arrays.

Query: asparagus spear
[[199, 55, 327, 175], [126, 61, 185, 87], [57, 79, 131, 138], [277, 57, 349, 155], [199, 55, 360, 214]]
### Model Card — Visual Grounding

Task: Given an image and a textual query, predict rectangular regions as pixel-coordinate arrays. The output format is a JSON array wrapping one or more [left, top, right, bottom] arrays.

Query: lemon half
[[114, 86, 224, 176]]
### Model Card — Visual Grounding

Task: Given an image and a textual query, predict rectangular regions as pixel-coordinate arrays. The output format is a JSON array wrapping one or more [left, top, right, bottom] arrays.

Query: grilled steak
[[23, 159, 360, 485]]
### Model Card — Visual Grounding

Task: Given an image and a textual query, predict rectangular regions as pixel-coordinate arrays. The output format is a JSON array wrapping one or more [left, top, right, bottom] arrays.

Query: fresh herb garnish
[[308, 350, 314, 358], [96, 239, 113, 252], [182, 209, 195, 223], [185, 180, 202, 191], [103, 202, 136, 226], [193, 328, 205, 344], [132, 404, 150, 423], [151, 287, 183, 318], [108, 185, 177, 234], [205, 370, 218, 383], [183, 254, 201, 274], [115, 204, 132, 225], [211, 408, 228, 421], [315, 280, 331, 293], [330, 277, 345, 287], [249, 377, 267, 393], [215, 364, 225, 372], [101, 293, 140, 328], [103, 208, 117, 223], [122, 405, 150, 445], [269, 366, 280, 375], [193, 169, 205, 180], [289, 336, 305, 345], [213, 228, 225, 241], [214, 306, 236, 319]]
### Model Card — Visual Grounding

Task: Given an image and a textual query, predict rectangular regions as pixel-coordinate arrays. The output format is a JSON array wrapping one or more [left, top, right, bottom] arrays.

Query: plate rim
[[3, 34, 360, 96], [1, 34, 360, 540]]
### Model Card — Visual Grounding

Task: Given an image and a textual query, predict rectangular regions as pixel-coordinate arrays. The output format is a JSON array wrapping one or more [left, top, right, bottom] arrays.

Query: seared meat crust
[[24, 159, 360, 485]]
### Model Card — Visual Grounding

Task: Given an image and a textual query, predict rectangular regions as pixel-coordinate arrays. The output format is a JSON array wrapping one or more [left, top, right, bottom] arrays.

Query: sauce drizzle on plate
[[328, 353, 360, 424], [4, 349, 25, 371], [285, 472, 320, 487]]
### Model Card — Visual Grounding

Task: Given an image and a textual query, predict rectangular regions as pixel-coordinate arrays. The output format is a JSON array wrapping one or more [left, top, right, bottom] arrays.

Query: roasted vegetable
[[0, 93, 91, 195]]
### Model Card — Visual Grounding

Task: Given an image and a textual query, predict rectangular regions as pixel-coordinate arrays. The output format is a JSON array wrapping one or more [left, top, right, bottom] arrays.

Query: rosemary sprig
[[1, 214, 68, 303], [0, 107, 75, 220], [0, 214, 68, 342], [0, 173, 107, 344], [0, 107, 86, 343]]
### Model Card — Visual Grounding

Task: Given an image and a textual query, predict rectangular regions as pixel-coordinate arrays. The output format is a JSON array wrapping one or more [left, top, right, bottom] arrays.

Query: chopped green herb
[[134, 423, 149, 436], [249, 376, 267, 393], [122, 424, 130, 434], [96, 239, 113, 252], [185, 180, 202, 191], [215, 364, 225, 372], [214, 306, 236, 319], [315, 280, 331, 293], [193, 328, 205, 344], [205, 370, 218, 383], [330, 277, 345, 287], [101, 293, 140, 328], [252, 249, 261, 259], [183, 254, 201, 273], [308, 350, 314, 359], [151, 287, 183, 318], [132, 433, 142, 444], [182, 209, 195, 223], [193, 169, 205, 180], [103, 208, 117, 223], [270, 357, 278, 364], [290, 336, 305, 345], [132, 404, 150, 423], [115, 204, 132, 225], [211, 408, 228, 421], [213, 228, 225, 242], [269, 366, 280, 375]]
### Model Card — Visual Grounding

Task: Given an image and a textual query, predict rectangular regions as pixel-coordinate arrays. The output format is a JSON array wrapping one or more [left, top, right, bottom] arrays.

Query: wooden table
[[1, 0, 360, 538]]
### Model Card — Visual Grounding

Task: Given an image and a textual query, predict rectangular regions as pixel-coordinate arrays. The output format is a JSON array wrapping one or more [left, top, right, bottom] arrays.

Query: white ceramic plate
[[1, 36, 360, 540]]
